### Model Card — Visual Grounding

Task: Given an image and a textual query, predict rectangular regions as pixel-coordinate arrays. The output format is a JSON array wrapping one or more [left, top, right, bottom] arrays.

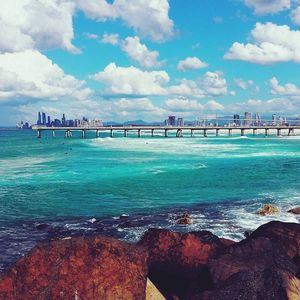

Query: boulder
[[175, 213, 192, 225], [288, 207, 300, 215], [139, 228, 228, 299], [193, 269, 300, 300], [0, 235, 148, 300], [257, 204, 279, 216]]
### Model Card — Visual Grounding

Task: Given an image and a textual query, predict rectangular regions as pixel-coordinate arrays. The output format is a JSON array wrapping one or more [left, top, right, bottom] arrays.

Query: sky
[[1, 0, 300, 125]]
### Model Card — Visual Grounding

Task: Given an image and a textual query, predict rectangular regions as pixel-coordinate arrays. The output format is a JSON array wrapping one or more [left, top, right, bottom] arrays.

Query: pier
[[32, 125, 300, 138]]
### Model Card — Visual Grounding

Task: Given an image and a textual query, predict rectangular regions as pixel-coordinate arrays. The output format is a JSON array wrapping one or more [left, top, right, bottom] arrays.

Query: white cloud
[[0, 0, 79, 54], [90, 63, 169, 95], [204, 100, 224, 111], [77, 0, 174, 42], [200, 71, 229, 96], [101, 33, 120, 45], [225, 22, 300, 64], [121, 36, 161, 68], [234, 78, 254, 90], [0, 50, 92, 101], [244, 0, 291, 15], [177, 57, 208, 71], [291, 6, 300, 25], [168, 79, 205, 98], [165, 97, 204, 111], [269, 77, 300, 99]]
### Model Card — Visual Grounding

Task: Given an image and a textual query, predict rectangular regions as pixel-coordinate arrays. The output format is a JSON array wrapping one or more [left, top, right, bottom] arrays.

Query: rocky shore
[[0, 220, 299, 299]]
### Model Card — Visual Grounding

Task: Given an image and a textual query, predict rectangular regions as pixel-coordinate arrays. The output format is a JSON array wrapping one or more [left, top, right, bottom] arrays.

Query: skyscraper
[[233, 114, 240, 126], [168, 116, 176, 126], [244, 112, 252, 126], [272, 114, 277, 126], [47, 116, 51, 127], [42, 112, 46, 125], [177, 118, 184, 127], [37, 112, 41, 125], [62, 114, 66, 126], [255, 112, 261, 126]]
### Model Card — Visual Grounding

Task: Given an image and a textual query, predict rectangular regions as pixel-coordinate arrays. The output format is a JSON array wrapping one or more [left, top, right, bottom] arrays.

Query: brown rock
[[0, 235, 148, 300], [257, 204, 280, 216], [175, 213, 192, 225], [146, 278, 166, 300], [288, 207, 300, 215], [139, 228, 227, 299]]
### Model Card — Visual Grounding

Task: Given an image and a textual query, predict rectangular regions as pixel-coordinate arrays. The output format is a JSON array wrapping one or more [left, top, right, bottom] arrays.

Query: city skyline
[[2, 1, 300, 125]]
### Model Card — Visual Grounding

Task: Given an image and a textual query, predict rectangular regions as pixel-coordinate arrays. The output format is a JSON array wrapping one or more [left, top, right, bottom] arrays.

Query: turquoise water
[[1, 129, 300, 269]]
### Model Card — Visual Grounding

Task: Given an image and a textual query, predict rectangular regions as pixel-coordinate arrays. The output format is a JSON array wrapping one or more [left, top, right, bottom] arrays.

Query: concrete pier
[[33, 125, 300, 139]]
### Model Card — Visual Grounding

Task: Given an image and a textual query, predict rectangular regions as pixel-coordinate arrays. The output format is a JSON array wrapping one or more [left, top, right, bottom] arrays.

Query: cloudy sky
[[1, 0, 300, 125]]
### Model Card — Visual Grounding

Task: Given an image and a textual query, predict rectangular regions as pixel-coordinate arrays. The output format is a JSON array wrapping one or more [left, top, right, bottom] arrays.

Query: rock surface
[[257, 204, 280, 216], [146, 278, 166, 300], [139, 228, 229, 299], [0, 235, 148, 300], [175, 213, 193, 225], [288, 207, 300, 215]]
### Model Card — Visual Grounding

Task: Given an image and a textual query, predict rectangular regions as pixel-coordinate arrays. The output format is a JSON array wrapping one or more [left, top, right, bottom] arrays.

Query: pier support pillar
[[277, 129, 281, 136], [151, 129, 154, 137], [165, 129, 168, 137], [124, 130, 128, 137], [52, 130, 55, 138], [229, 129, 232, 136], [288, 128, 294, 136], [204, 129, 207, 137], [96, 130, 99, 138], [37, 129, 41, 138], [110, 130, 113, 138], [191, 129, 194, 137], [265, 129, 269, 137], [216, 129, 219, 137], [82, 130, 86, 139], [241, 129, 245, 136], [253, 129, 257, 136], [138, 129, 141, 137]]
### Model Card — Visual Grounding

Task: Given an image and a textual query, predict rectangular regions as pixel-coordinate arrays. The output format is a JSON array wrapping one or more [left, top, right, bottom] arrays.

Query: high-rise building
[[244, 112, 252, 126], [62, 114, 66, 126], [272, 114, 277, 125], [47, 116, 51, 127], [255, 112, 261, 126], [37, 112, 41, 125], [233, 114, 240, 126], [177, 118, 184, 127], [42, 112, 46, 125], [168, 116, 176, 126]]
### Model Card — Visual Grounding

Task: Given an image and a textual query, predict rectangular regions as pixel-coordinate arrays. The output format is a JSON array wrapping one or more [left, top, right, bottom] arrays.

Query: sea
[[0, 128, 300, 270]]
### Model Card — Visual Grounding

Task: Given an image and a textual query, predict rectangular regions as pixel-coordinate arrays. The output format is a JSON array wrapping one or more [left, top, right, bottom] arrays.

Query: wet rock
[[288, 207, 300, 215], [0, 235, 148, 300], [138, 228, 227, 299], [175, 213, 192, 225], [243, 231, 251, 238], [219, 238, 235, 247], [257, 204, 279, 216]]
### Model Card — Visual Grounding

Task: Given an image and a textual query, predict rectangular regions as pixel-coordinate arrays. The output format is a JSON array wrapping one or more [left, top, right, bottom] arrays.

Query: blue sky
[[1, 0, 300, 125]]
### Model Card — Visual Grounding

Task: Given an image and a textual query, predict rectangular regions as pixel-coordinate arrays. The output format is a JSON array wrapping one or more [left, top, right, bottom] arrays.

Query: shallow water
[[0, 129, 300, 270]]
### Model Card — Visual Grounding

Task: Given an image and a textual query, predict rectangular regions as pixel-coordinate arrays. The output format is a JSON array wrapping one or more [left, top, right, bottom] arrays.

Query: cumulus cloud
[[177, 57, 208, 71], [90, 63, 169, 96], [165, 97, 204, 111], [120, 36, 161, 68], [200, 71, 229, 96], [225, 22, 300, 64], [269, 77, 300, 99], [77, 0, 174, 42], [204, 100, 224, 111], [291, 6, 300, 25], [0, 50, 92, 101], [101, 33, 120, 45], [234, 79, 254, 90], [0, 0, 79, 54], [243, 0, 291, 15]]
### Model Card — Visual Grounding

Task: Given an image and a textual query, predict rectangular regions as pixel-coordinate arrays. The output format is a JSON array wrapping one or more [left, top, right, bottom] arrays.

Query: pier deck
[[32, 125, 300, 138]]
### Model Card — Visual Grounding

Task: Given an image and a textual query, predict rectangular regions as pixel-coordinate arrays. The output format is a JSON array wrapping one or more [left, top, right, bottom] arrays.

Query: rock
[[0, 235, 148, 300], [35, 223, 49, 230], [243, 231, 251, 238], [175, 213, 192, 225], [288, 207, 300, 215], [139, 228, 227, 299], [193, 269, 300, 300], [257, 204, 280, 216], [219, 238, 235, 247], [204, 221, 300, 299], [146, 278, 166, 300]]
